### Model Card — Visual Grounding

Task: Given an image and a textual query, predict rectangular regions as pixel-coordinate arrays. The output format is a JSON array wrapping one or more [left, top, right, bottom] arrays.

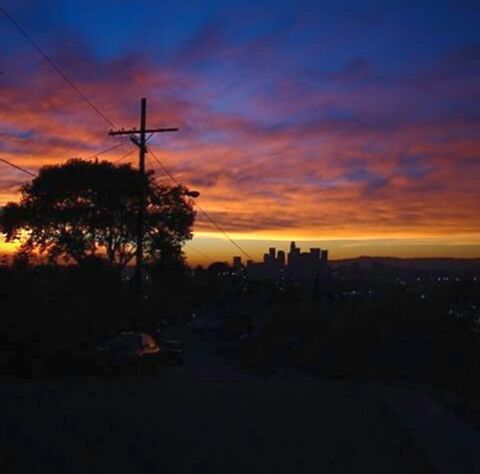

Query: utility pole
[[109, 98, 178, 324]]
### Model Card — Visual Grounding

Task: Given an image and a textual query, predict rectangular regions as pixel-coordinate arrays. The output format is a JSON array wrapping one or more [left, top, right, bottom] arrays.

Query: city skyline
[[1, 234, 480, 267], [184, 236, 480, 268], [227, 241, 328, 268]]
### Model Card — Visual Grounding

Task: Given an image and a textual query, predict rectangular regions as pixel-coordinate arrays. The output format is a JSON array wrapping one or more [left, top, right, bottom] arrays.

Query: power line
[[0, 5, 117, 130], [0, 181, 24, 191], [184, 243, 216, 265], [195, 205, 253, 261], [148, 149, 254, 261], [0, 10, 252, 262], [113, 148, 136, 164], [84, 142, 126, 160], [148, 150, 181, 185], [108, 134, 151, 164], [0, 157, 37, 177], [0, 140, 134, 181]]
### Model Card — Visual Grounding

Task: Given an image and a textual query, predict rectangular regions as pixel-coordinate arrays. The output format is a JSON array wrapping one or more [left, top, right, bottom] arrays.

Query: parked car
[[96, 332, 161, 375]]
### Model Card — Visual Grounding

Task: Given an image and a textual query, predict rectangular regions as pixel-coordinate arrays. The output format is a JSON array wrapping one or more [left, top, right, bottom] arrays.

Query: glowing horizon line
[[192, 230, 480, 243]]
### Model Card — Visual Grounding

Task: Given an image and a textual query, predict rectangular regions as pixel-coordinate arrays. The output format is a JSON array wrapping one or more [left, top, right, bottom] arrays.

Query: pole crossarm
[[109, 127, 179, 136]]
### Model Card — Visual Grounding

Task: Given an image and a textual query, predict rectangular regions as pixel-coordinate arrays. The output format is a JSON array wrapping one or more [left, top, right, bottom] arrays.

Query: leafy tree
[[0, 159, 196, 267]]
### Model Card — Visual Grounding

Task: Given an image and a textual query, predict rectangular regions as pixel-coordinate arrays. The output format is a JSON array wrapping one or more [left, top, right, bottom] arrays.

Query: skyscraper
[[233, 256, 242, 270], [310, 248, 320, 260]]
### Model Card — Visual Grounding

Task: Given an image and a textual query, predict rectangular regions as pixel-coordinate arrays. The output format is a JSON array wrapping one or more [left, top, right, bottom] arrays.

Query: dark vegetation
[[0, 159, 196, 376], [0, 259, 192, 375], [0, 159, 196, 266]]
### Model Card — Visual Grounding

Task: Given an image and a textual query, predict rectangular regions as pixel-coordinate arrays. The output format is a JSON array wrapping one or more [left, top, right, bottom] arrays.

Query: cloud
[[0, 14, 479, 251]]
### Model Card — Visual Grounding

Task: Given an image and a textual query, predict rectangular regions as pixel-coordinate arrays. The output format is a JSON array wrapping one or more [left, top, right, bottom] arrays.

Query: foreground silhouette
[[0, 158, 196, 267]]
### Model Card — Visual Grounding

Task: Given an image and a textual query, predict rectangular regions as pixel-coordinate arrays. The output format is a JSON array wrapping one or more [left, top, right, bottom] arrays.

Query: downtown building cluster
[[232, 241, 329, 281]]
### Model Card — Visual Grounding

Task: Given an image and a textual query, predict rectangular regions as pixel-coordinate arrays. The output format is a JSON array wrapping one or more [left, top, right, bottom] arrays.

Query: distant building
[[233, 256, 243, 271], [310, 248, 321, 259], [247, 241, 329, 282], [288, 241, 301, 266]]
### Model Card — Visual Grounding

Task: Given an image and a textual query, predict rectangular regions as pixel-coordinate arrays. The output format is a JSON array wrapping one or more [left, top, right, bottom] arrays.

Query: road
[[0, 328, 479, 473]]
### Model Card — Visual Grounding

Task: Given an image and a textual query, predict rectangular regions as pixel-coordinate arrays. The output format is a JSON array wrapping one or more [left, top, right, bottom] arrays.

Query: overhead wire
[[0, 140, 134, 182], [113, 148, 136, 165], [0, 6, 125, 187], [183, 243, 216, 265], [0, 157, 37, 177], [0, 181, 25, 191], [144, 153, 222, 265], [84, 142, 126, 160], [147, 148, 253, 261], [1, 6, 254, 263], [0, 5, 117, 130]]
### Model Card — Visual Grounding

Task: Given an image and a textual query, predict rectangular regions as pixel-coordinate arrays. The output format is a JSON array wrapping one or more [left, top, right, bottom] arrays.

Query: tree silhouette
[[0, 159, 195, 267]]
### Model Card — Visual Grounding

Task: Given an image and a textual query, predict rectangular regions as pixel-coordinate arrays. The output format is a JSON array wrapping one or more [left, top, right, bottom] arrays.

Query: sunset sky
[[1, 0, 479, 265]]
